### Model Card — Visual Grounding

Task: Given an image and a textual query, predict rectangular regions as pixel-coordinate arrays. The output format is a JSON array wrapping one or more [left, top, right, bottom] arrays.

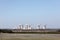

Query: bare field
[[0, 33, 60, 40]]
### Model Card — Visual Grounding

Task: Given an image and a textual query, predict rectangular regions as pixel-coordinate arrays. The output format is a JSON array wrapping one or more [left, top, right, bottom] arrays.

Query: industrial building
[[0, 24, 60, 33], [11, 24, 59, 33]]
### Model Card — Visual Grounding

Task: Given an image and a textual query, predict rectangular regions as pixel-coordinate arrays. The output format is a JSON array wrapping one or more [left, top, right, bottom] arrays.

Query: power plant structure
[[19, 24, 24, 29], [18, 24, 46, 30], [0, 24, 60, 33], [37, 24, 41, 29], [19, 24, 32, 30], [11, 24, 58, 33]]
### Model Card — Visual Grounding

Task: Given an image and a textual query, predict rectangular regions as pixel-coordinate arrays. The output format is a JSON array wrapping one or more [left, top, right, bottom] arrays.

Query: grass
[[0, 38, 60, 40], [11, 32, 60, 34], [0, 33, 60, 40]]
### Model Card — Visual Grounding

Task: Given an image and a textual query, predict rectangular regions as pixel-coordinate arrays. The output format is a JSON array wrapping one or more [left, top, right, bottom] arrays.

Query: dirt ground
[[0, 33, 60, 40]]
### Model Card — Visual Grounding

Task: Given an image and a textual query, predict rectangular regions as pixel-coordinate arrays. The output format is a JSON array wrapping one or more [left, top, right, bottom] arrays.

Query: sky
[[0, 0, 60, 29]]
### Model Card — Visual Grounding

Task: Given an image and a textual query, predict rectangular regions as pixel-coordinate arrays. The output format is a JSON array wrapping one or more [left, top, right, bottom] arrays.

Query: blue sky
[[0, 0, 60, 29]]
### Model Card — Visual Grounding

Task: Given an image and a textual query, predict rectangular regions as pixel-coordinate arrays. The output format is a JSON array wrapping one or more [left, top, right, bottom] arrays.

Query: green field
[[0, 33, 60, 40]]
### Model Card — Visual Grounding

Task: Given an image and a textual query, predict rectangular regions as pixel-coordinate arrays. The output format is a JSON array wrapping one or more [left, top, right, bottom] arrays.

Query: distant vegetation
[[0, 29, 60, 34], [57, 29, 60, 32], [0, 29, 12, 33]]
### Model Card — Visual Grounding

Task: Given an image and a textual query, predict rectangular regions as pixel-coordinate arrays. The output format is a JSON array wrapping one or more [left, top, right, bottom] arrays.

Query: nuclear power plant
[[18, 24, 46, 30], [18, 24, 32, 29], [11, 24, 59, 33], [0, 24, 60, 33]]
